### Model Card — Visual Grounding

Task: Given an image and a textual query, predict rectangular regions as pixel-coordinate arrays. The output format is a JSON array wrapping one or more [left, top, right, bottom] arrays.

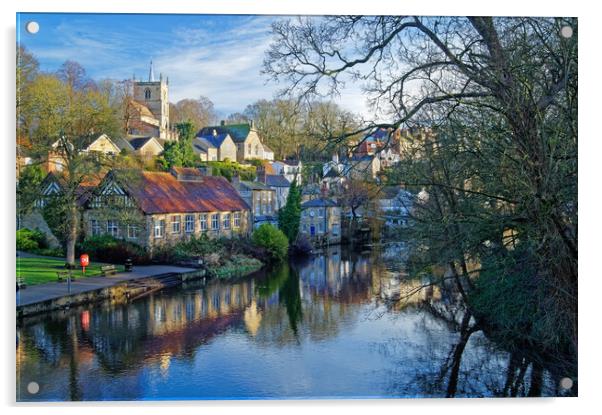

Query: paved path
[[16, 265, 196, 307]]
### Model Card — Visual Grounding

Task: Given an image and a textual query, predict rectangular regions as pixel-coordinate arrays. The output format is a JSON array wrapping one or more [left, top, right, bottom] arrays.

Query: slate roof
[[265, 174, 291, 187], [301, 198, 338, 208], [128, 136, 155, 151], [113, 137, 135, 152], [197, 123, 252, 143], [323, 168, 340, 179], [196, 132, 231, 148], [117, 171, 250, 214], [238, 180, 274, 191]]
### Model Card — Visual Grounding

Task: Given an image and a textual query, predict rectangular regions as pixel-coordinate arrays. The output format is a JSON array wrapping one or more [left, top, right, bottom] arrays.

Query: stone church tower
[[133, 61, 172, 140]]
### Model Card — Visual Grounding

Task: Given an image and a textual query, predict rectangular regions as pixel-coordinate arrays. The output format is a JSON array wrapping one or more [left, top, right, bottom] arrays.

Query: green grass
[[16, 257, 124, 286]]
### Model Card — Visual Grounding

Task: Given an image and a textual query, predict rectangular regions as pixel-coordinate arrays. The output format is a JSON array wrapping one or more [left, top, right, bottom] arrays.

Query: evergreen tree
[[278, 180, 301, 243]]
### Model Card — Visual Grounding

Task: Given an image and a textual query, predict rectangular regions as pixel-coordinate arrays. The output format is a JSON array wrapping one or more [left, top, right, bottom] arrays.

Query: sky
[[17, 13, 371, 119]]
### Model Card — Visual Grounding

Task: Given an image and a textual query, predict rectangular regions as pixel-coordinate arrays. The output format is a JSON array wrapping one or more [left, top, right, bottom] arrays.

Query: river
[[16, 245, 567, 401]]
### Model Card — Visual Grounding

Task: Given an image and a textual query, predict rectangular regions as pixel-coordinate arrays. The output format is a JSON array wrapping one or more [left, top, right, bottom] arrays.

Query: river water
[[16, 245, 566, 401]]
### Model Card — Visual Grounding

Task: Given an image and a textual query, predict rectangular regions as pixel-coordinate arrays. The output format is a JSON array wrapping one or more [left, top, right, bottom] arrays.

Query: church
[[126, 61, 179, 141]]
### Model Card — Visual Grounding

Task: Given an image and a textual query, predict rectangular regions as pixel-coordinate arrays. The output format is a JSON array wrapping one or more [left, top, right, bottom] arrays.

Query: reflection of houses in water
[[296, 247, 372, 304], [375, 274, 442, 309]]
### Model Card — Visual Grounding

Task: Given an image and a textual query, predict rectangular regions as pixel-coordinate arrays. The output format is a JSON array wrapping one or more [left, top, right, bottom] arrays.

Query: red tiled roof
[[124, 171, 250, 214]]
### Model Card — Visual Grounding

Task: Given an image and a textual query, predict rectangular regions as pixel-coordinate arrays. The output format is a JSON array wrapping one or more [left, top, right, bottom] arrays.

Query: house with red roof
[[83, 167, 251, 251]]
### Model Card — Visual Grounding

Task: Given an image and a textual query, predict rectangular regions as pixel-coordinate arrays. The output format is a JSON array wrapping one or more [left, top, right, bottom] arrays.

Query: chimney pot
[[220, 120, 226, 126]]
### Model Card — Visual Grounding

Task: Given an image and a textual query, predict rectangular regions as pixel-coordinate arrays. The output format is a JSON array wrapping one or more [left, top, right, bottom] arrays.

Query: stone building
[[197, 120, 272, 162], [83, 167, 251, 252], [256, 165, 291, 211], [127, 61, 178, 141], [193, 130, 237, 161], [299, 198, 342, 246], [231, 174, 277, 228], [272, 159, 302, 185]]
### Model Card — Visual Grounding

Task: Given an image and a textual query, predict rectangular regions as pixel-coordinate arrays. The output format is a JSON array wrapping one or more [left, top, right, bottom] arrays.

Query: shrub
[[292, 234, 313, 255], [252, 224, 289, 262], [16, 228, 39, 251], [77, 235, 150, 264]]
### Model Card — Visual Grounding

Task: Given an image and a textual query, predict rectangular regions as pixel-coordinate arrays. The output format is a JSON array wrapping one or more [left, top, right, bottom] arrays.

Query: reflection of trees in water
[[17, 245, 569, 400], [375, 298, 561, 397]]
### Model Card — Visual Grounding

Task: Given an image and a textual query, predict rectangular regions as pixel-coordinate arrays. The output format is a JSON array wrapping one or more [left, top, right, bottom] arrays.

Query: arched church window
[[144, 88, 151, 100]]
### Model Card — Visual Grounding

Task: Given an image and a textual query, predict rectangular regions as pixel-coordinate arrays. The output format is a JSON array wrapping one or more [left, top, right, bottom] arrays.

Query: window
[[318, 208, 324, 217], [302, 224, 307, 232], [185, 214, 195, 233], [223, 213, 231, 230], [255, 193, 261, 215], [211, 213, 219, 230], [318, 222, 324, 233], [172, 215, 181, 233], [107, 220, 119, 237], [154, 219, 165, 238], [233, 212, 241, 228], [200, 213, 208, 231], [144, 88, 151, 100], [267, 192, 272, 214], [128, 225, 139, 239], [91, 219, 101, 236], [332, 224, 339, 236]]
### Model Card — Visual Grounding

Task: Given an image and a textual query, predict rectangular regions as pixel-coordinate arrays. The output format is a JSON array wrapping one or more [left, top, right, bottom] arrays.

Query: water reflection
[[17, 246, 568, 401]]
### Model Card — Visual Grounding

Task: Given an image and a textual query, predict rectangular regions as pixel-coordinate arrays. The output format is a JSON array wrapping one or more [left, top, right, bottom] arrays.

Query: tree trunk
[[65, 202, 78, 266]]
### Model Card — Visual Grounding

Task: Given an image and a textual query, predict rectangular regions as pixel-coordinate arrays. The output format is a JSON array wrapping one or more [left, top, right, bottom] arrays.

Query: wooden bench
[[56, 271, 70, 282], [100, 265, 117, 277]]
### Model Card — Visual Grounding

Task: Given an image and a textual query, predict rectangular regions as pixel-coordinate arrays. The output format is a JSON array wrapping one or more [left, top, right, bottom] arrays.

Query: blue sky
[[17, 13, 369, 118]]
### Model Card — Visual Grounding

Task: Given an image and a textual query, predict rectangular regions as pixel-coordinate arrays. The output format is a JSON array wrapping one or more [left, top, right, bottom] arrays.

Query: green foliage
[[17, 165, 45, 214], [160, 121, 197, 170], [278, 180, 301, 242], [252, 224, 289, 262], [42, 196, 70, 246], [16, 228, 42, 251], [200, 160, 256, 181], [77, 235, 149, 264]]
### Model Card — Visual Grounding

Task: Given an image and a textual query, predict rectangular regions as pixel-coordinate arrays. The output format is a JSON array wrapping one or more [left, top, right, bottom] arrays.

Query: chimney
[[249, 119, 255, 129], [220, 120, 226, 126], [212, 129, 217, 136], [333, 153, 339, 164], [256, 165, 267, 184]]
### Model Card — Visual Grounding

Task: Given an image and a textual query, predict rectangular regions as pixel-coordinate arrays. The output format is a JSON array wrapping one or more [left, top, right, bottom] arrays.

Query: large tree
[[171, 96, 217, 131], [264, 16, 577, 359], [19, 59, 122, 265]]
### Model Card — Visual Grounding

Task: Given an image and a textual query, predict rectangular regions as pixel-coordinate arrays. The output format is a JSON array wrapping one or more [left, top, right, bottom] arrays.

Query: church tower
[[133, 61, 171, 139]]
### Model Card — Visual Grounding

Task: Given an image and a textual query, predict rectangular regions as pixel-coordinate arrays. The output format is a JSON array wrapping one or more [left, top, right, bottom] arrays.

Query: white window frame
[[154, 219, 165, 238], [172, 215, 181, 234], [185, 214, 195, 233], [200, 213, 208, 231], [223, 213, 231, 230], [233, 212, 241, 228], [107, 220, 119, 237], [211, 213, 219, 230], [128, 224, 139, 239], [91, 219, 101, 236]]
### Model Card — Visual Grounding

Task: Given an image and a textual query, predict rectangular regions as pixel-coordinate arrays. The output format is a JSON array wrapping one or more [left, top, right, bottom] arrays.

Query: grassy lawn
[[16, 257, 124, 286]]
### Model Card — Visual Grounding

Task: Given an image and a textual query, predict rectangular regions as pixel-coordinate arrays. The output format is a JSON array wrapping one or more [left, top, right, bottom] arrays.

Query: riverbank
[[16, 265, 202, 318], [16, 256, 265, 318]]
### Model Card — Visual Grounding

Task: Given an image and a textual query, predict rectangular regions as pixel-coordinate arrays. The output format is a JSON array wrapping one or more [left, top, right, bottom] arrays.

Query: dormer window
[[144, 88, 151, 100]]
